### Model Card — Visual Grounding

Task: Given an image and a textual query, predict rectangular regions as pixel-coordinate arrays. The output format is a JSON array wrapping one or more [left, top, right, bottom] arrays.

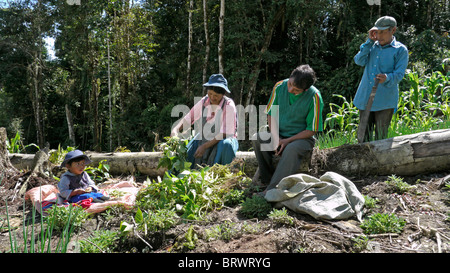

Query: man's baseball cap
[[371, 16, 397, 30]]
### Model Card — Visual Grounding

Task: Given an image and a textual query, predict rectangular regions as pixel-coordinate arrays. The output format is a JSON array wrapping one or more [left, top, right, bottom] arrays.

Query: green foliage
[[360, 213, 406, 235], [85, 159, 111, 183], [6, 131, 39, 154], [44, 205, 89, 232], [48, 145, 76, 165], [268, 208, 294, 226], [79, 230, 120, 253], [120, 207, 178, 238], [138, 208, 178, 233], [1, 1, 448, 152], [351, 235, 370, 253], [224, 189, 246, 207], [392, 69, 450, 137], [385, 175, 413, 194], [363, 195, 378, 210], [240, 195, 272, 220], [5, 200, 82, 253], [157, 136, 192, 174], [172, 225, 198, 251], [319, 69, 450, 149], [320, 94, 359, 148], [137, 168, 226, 220], [205, 221, 261, 242]]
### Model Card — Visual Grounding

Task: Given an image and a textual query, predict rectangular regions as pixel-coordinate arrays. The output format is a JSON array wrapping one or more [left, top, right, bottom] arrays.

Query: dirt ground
[[0, 168, 449, 254]]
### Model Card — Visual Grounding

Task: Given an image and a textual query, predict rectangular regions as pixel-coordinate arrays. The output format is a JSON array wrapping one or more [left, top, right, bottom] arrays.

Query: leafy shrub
[[48, 145, 76, 165], [205, 221, 261, 242], [363, 195, 378, 210], [85, 159, 111, 183], [360, 213, 406, 234], [268, 208, 294, 226], [45, 205, 89, 232], [137, 169, 226, 220], [79, 230, 119, 253], [157, 136, 191, 174], [224, 189, 246, 207], [240, 195, 272, 220], [385, 175, 412, 194]]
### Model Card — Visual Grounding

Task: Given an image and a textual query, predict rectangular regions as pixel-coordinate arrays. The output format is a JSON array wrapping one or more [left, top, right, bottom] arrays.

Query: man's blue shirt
[[353, 37, 408, 111]]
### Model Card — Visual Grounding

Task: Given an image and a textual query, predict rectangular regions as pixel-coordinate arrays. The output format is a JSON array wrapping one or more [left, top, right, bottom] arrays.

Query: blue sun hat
[[203, 74, 231, 93], [60, 149, 92, 168]]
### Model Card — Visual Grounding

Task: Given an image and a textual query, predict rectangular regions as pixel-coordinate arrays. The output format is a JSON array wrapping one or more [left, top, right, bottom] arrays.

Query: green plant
[[172, 225, 198, 251], [5, 200, 82, 253], [48, 145, 76, 165], [268, 208, 294, 226], [324, 95, 359, 137], [205, 221, 260, 242], [137, 168, 226, 220], [363, 195, 378, 210], [385, 175, 412, 194], [85, 159, 111, 183], [157, 136, 192, 174], [352, 235, 370, 253], [240, 195, 272, 220], [79, 230, 120, 253], [44, 205, 89, 232], [224, 189, 246, 207], [120, 207, 178, 236], [6, 131, 39, 153], [360, 213, 406, 235]]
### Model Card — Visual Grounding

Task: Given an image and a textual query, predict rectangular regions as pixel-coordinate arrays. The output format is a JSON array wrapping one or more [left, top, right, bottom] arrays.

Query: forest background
[[0, 0, 449, 154]]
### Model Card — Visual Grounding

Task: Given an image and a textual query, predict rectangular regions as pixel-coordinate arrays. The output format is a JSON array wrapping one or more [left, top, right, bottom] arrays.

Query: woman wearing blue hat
[[171, 74, 238, 168]]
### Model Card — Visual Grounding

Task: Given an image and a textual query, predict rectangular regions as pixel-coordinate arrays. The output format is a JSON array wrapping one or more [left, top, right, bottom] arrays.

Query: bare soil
[[1, 169, 449, 254]]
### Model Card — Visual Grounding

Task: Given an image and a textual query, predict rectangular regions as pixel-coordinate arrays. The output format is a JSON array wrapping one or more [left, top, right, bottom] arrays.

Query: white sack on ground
[[265, 171, 364, 221]]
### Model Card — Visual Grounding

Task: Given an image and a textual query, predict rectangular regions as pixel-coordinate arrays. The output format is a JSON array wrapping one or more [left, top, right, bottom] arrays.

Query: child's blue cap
[[61, 149, 92, 168]]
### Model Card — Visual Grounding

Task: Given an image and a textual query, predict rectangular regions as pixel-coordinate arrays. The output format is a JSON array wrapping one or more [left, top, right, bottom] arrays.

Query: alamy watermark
[[171, 97, 279, 151], [67, 0, 81, 5]]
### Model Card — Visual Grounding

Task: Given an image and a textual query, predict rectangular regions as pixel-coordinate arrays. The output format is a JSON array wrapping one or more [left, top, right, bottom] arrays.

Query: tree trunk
[[202, 0, 210, 86], [245, 4, 286, 108], [218, 0, 225, 74], [0, 128, 18, 178], [10, 129, 450, 179], [186, 0, 194, 97], [312, 128, 450, 177], [65, 104, 76, 147]]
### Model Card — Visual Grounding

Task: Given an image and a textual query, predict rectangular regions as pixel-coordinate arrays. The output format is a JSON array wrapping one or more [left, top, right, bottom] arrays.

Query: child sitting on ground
[[58, 149, 109, 203]]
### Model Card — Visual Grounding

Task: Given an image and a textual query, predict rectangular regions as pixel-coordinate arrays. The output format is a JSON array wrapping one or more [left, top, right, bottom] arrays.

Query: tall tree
[[202, 0, 210, 85], [218, 0, 225, 74], [186, 0, 194, 97]]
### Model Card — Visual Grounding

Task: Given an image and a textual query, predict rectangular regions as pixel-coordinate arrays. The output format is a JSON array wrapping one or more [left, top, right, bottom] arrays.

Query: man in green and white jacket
[[253, 65, 324, 193]]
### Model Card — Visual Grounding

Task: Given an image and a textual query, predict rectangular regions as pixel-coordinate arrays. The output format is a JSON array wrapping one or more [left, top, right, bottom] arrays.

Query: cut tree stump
[[0, 127, 18, 178], [9, 129, 450, 178]]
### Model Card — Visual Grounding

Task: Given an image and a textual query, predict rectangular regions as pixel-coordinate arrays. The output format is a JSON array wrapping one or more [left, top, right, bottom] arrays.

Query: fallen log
[[312, 128, 450, 176], [9, 129, 450, 178]]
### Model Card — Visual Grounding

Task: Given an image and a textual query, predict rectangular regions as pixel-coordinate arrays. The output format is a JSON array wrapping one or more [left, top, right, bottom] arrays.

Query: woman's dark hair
[[289, 64, 316, 90], [206, 86, 226, 95]]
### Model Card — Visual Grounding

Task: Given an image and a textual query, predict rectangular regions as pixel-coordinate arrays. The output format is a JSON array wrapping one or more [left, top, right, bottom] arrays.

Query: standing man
[[354, 16, 408, 141], [252, 65, 324, 194]]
